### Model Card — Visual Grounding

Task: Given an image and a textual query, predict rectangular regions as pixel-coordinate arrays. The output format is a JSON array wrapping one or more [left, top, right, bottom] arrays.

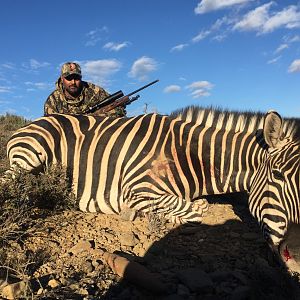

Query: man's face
[[61, 74, 82, 96]]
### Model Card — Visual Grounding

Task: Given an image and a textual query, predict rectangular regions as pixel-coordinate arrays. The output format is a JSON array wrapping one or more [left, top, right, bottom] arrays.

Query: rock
[[231, 270, 249, 285], [48, 279, 60, 288], [120, 206, 136, 221], [162, 294, 186, 300], [241, 233, 259, 240], [177, 268, 214, 293], [1, 280, 27, 300], [78, 287, 89, 296], [210, 270, 232, 282], [177, 283, 190, 297], [69, 239, 93, 255], [229, 232, 240, 238], [142, 239, 154, 252], [210, 269, 248, 286], [230, 286, 251, 300], [82, 260, 94, 273], [118, 231, 137, 247], [179, 226, 202, 235], [0, 279, 8, 289], [36, 288, 44, 295], [132, 244, 146, 256], [102, 251, 166, 294]]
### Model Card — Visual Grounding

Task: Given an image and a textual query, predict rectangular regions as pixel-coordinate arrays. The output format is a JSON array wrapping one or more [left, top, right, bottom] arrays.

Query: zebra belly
[[78, 192, 123, 214]]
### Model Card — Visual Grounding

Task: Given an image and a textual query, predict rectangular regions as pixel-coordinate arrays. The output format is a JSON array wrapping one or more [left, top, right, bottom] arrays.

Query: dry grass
[[0, 114, 77, 298], [0, 114, 29, 173]]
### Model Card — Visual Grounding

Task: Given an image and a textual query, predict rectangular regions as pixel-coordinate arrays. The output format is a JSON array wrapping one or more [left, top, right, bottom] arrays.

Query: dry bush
[[144, 201, 168, 234], [0, 114, 29, 173], [0, 164, 76, 244], [0, 115, 78, 298], [0, 164, 76, 298]]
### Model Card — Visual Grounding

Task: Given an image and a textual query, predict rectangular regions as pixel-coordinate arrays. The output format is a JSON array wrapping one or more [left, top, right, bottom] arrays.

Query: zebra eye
[[273, 169, 284, 180]]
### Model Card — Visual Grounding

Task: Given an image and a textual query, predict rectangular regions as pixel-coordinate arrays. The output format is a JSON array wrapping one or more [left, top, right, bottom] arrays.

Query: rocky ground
[[1, 193, 300, 299]]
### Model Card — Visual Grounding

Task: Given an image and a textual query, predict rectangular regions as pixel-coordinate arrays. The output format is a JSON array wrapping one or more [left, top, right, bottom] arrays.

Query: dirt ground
[[1, 193, 300, 300]]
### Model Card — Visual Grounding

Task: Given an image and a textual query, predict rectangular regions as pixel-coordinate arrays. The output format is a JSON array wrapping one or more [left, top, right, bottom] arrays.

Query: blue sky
[[0, 0, 299, 120]]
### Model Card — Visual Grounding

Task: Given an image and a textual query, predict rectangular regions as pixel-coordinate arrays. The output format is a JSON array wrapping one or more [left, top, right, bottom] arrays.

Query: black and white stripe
[[6, 108, 300, 249]]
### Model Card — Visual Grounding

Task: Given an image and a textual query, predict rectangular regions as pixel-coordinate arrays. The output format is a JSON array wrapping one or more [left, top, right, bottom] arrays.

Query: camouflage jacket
[[44, 78, 126, 117]]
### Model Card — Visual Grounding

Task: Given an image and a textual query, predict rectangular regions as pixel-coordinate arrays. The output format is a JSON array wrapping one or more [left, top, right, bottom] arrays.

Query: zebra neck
[[194, 127, 267, 196]]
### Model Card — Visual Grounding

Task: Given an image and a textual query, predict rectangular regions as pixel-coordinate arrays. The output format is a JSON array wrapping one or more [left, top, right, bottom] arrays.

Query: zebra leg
[[167, 198, 209, 224], [126, 193, 209, 224]]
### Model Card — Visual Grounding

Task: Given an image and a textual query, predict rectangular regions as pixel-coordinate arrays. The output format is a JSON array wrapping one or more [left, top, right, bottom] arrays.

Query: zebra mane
[[170, 105, 300, 139]]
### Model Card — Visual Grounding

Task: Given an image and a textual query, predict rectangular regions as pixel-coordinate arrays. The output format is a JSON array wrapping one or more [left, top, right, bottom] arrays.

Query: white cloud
[[233, 2, 272, 32], [288, 59, 300, 73], [186, 81, 214, 98], [212, 33, 227, 42], [85, 26, 108, 46], [0, 86, 12, 93], [103, 41, 130, 52], [191, 89, 211, 98], [81, 59, 122, 86], [233, 3, 300, 34], [0, 108, 16, 115], [267, 56, 281, 64], [170, 44, 189, 52], [21, 59, 50, 72], [192, 29, 211, 43], [128, 56, 159, 81], [25, 81, 52, 90], [0, 63, 15, 70], [285, 35, 300, 43], [274, 43, 288, 54], [29, 59, 50, 70], [186, 81, 214, 90], [0, 99, 11, 106], [195, 0, 252, 14], [192, 16, 231, 43], [263, 5, 300, 33], [164, 85, 181, 93]]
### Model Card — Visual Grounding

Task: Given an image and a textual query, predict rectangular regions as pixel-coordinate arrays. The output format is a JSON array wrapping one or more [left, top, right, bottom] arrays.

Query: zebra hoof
[[192, 198, 209, 214]]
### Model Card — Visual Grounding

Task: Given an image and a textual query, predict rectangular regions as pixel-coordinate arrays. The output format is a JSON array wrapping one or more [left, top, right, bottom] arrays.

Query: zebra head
[[249, 110, 300, 274]]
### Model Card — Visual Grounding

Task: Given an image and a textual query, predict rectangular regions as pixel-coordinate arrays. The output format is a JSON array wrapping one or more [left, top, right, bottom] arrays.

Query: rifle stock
[[83, 79, 159, 115], [95, 95, 140, 114]]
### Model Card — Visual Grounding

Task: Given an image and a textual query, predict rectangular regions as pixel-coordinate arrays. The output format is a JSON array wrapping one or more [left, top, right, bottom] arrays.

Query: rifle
[[83, 79, 159, 114]]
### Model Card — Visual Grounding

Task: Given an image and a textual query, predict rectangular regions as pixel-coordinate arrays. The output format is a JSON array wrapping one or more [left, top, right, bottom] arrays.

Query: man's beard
[[66, 85, 81, 97]]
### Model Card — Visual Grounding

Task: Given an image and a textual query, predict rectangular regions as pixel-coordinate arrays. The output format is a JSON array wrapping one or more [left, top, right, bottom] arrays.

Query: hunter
[[44, 62, 126, 117]]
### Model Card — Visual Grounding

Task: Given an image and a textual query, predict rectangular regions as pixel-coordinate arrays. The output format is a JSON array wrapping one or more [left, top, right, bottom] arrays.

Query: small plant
[[0, 164, 77, 298], [0, 164, 76, 245], [0, 113, 30, 173], [145, 201, 167, 234]]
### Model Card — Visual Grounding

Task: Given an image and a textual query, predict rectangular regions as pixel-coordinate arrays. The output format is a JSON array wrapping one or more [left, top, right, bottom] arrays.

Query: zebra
[[5, 107, 300, 273]]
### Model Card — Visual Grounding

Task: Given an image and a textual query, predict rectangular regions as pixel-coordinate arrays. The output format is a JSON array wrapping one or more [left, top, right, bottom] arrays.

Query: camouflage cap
[[61, 62, 82, 77]]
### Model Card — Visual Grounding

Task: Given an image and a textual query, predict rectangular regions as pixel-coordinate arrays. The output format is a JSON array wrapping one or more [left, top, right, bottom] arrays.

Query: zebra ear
[[263, 110, 286, 149]]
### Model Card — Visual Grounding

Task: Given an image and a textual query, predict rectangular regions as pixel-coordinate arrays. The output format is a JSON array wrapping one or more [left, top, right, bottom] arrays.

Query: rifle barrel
[[127, 79, 159, 97], [98, 90, 124, 107]]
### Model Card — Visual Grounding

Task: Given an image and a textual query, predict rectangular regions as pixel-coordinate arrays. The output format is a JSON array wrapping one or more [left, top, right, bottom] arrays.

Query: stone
[[118, 231, 137, 247], [1, 281, 27, 300], [48, 279, 60, 288], [177, 268, 214, 293], [69, 239, 92, 255]]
